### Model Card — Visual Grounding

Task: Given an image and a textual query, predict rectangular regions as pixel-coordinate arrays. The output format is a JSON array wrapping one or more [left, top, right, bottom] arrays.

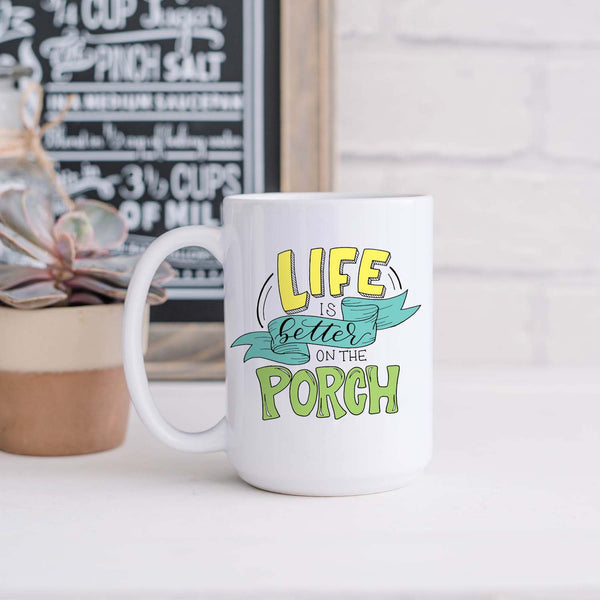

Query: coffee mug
[[123, 193, 433, 496]]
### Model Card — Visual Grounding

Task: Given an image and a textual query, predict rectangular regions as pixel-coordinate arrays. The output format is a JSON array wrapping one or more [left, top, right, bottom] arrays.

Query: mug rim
[[224, 192, 432, 204]]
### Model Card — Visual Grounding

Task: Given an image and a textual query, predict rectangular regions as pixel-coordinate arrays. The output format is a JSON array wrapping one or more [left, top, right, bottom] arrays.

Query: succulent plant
[[0, 188, 174, 309]]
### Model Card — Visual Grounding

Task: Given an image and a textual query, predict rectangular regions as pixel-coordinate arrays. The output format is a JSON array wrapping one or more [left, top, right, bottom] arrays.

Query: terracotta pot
[[0, 303, 149, 456]]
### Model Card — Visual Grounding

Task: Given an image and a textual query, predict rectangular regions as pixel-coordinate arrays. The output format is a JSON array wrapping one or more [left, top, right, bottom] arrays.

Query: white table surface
[[1, 368, 599, 599]]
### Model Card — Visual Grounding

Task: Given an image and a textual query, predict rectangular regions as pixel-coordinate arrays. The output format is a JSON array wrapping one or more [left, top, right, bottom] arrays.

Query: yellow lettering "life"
[[277, 248, 391, 313]]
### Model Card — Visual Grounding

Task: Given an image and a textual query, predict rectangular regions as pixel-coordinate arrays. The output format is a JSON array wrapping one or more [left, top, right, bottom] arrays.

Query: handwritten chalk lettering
[[0, 2, 35, 41], [121, 164, 156, 201], [118, 199, 162, 232], [39, 31, 96, 80], [278, 248, 392, 313], [118, 201, 141, 231], [140, 1, 226, 33], [116, 162, 240, 204], [110, 128, 150, 155], [46, 93, 80, 112], [42, 36, 227, 83], [19, 0, 263, 302], [170, 163, 241, 201], [83, 92, 153, 111], [81, 0, 137, 31], [256, 365, 401, 420], [159, 123, 210, 151], [57, 90, 242, 113], [99, 123, 213, 157], [44, 124, 105, 150], [142, 165, 169, 199], [94, 43, 161, 82], [164, 200, 219, 229], [47, 0, 227, 35], [154, 91, 241, 111], [163, 50, 226, 83], [46, 0, 80, 28], [54, 123, 240, 160], [208, 129, 243, 150], [61, 164, 117, 200], [119, 198, 223, 232]]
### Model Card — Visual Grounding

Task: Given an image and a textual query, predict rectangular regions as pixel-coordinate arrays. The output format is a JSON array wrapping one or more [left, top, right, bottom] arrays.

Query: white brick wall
[[339, 48, 534, 157], [546, 282, 600, 365], [386, 0, 600, 45], [545, 58, 600, 161], [434, 274, 537, 365], [336, 0, 600, 366]]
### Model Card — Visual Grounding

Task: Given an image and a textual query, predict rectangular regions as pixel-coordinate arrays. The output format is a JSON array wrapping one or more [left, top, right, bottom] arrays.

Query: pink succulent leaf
[[68, 291, 105, 305], [152, 261, 176, 285], [0, 188, 55, 252], [53, 211, 94, 253], [67, 275, 166, 305], [75, 200, 127, 251], [0, 265, 52, 290], [54, 231, 75, 265], [74, 269, 129, 287], [23, 190, 56, 249], [0, 222, 56, 264], [72, 256, 175, 287], [72, 255, 140, 287], [147, 285, 168, 305], [0, 280, 67, 309], [73, 254, 139, 273], [66, 275, 127, 300]]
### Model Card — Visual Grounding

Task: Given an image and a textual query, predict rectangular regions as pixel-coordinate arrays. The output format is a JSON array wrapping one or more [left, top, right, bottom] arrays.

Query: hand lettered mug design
[[123, 194, 432, 496], [232, 247, 420, 421]]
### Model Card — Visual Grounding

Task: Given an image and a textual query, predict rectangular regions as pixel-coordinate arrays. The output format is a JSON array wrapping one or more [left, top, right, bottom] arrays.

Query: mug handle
[[122, 226, 227, 452]]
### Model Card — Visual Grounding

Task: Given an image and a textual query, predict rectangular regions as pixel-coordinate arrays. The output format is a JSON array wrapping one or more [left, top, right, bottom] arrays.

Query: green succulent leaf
[[0, 265, 51, 291], [76, 200, 127, 251], [53, 211, 94, 253], [0, 188, 55, 252], [0, 222, 56, 264], [0, 280, 67, 309]]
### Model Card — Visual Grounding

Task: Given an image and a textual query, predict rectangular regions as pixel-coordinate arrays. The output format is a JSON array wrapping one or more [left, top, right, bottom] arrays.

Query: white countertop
[[1, 368, 599, 599]]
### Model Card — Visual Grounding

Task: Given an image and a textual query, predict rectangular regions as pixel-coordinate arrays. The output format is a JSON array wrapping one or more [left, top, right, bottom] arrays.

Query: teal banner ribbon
[[231, 291, 420, 365]]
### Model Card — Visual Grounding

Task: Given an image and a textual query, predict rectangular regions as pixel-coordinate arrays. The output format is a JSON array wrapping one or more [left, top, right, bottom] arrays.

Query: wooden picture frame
[[146, 0, 335, 380]]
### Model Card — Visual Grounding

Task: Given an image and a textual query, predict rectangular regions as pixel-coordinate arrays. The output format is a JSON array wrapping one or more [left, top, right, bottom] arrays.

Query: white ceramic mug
[[123, 193, 433, 496]]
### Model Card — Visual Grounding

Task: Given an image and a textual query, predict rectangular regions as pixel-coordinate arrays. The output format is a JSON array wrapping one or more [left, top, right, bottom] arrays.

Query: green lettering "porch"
[[255, 365, 400, 421]]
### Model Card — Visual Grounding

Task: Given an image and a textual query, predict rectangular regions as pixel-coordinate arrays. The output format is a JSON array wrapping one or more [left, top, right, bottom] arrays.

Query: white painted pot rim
[[0, 303, 149, 373]]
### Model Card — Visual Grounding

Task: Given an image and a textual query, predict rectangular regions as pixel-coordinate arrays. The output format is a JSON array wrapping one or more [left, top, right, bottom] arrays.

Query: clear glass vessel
[[0, 64, 55, 264]]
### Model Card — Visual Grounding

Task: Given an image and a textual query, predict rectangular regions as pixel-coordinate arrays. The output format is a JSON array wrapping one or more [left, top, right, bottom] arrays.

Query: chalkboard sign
[[0, 0, 280, 322]]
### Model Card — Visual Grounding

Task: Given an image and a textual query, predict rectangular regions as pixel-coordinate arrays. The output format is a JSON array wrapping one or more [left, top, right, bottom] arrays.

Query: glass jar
[[0, 65, 56, 264], [0, 65, 55, 199]]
